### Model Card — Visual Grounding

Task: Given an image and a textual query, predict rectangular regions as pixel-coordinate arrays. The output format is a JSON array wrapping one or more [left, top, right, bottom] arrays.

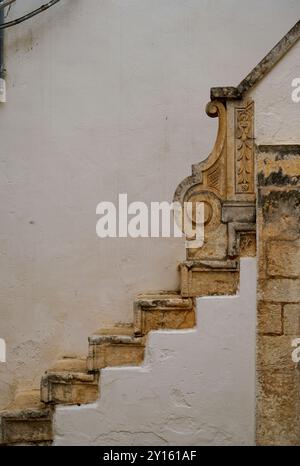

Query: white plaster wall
[[54, 258, 256, 446], [250, 40, 300, 144], [0, 0, 299, 409]]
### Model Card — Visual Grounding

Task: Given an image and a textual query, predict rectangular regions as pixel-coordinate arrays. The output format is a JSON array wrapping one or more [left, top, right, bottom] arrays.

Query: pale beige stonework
[[0, 390, 53, 445], [284, 304, 300, 336], [256, 148, 300, 446], [257, 335, 297, 371], [41, 372, 99, 405], [180, 264, 239, 297]]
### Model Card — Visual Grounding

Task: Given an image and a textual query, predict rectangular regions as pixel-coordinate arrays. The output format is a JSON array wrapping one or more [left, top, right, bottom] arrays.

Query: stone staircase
[[0, 292, 196, 445]]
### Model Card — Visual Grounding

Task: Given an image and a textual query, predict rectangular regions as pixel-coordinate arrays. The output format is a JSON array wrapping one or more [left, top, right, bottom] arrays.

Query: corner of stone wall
[[256, 145, 300, 446]]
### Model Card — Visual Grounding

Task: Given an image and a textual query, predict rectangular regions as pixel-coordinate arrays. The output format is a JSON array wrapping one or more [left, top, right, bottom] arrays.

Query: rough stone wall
[[256, 146, 300, 445]]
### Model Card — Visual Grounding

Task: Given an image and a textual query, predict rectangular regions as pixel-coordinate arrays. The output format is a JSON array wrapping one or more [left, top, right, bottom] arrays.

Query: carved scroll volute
[[173, 101, 228, 260]]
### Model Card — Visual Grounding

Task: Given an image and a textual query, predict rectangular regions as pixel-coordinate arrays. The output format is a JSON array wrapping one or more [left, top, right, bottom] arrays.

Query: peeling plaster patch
[[170, 388, 191, 408]]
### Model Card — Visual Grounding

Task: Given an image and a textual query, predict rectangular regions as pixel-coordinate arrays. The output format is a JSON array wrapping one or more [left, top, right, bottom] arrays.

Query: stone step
[[0, 390, 53, 445], [87, 328, 145, 371], [41, 363, 99, 405], [179, 259, 240, 297], [47, 356, 87, 373], [133, 291, 195, 336], [92, 323, 134, 336]]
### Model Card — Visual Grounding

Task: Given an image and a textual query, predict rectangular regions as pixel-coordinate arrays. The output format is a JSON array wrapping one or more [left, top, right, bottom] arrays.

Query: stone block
[[256, 369, 300, 445], [259, 279, 300, 303], [0, 408, 53, 445], [87, 334, 145, 371], [267, 240, 300, 277], [257, 335, 297, 371], [41, 372, 99, 405]]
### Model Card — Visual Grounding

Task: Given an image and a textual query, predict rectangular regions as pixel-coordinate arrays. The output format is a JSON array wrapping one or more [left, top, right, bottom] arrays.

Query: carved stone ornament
[[173, 98, 256, 295]]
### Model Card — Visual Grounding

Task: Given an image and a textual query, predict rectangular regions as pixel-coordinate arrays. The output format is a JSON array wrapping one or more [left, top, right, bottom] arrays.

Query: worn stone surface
[[136, 309, 195, 335], [55, 259, 257, 446], [256, 369, 300, 446], [47, 358, 87, 373], [181, 270, 239, 297], [267, 240, 300, 277], [257, 302, 282, 335], [93, 324, 134, 336], [180, 261, 239, 297], [0, 410, 53, 445], [257, 335, 296, 371], [260, 278, 300, 303], [87, 334, 145, 371], [10, 389, 44, 410], [41, 372, 99, 405], [134, 293, 195, 336], [174, 98, 256, 265], [3, 19, 300, 445], [0, 389, 53, 445], [227, 223, 256, 257], [211, 20, 300, 100], [284, 304, 300, 336]]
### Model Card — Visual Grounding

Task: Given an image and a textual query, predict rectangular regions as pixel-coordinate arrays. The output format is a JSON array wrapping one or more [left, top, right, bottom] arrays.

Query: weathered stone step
[[41, 359, 99, 405], [134, 291, 195, 336], [87, 329, 145, 371], [0, 390, 53, 445]]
